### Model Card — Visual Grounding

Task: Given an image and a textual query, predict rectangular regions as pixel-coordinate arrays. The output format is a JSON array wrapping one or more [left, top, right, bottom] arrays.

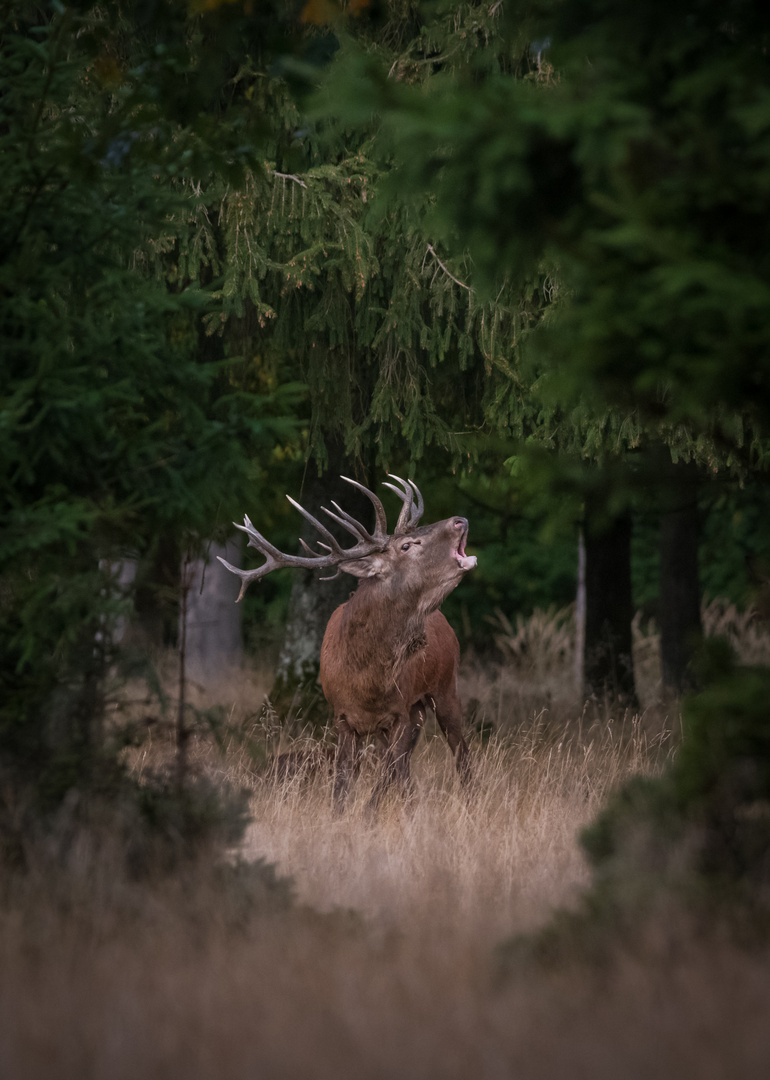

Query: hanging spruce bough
[[169, 162, 542, 468], [151, 2, 554, 474]]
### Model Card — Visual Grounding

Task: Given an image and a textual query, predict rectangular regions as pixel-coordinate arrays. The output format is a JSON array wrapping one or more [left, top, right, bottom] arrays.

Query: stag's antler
[[384, 474, 425, 535], [218, 476, 395, 601]]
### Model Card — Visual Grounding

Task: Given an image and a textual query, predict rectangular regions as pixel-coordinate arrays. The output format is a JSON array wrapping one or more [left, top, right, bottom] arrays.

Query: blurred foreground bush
[[501, 644, 770, 970]]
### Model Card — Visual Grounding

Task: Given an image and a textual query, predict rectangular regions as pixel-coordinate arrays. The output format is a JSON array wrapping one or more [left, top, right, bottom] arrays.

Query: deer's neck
[[341, 580, 429, 678]]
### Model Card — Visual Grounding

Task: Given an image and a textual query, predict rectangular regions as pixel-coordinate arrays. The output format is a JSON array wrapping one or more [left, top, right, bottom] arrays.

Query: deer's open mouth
[[454, 528, 477, 572]]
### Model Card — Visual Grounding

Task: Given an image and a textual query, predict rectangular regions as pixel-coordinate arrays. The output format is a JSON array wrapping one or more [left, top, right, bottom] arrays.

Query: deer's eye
[[401, 542, 411, 552]]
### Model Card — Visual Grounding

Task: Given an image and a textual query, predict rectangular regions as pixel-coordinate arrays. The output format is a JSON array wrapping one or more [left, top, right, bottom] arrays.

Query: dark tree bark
[[659, 464, 702, 693], [574, 528, 586, 697], [133, 532, 181, 650], [583, 505, 637, 704]]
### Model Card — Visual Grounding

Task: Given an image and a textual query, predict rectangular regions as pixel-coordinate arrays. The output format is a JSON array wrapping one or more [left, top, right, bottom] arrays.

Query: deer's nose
[[453, 518, 468, 530]]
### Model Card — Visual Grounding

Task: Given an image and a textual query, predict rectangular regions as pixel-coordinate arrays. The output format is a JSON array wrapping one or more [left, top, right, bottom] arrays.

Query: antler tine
[[299, 537, 329, 557], [340, 476, 389, 538], [235, 514, 290, 560], [383, 474, 424, 535], [408, 479, 424, 523], [236, 512, 336, 564], [220, 511, 341, 602], [217, 555, 272, 603], [219, 482, 393, 602], [322, 501, 373, 543], [382, 475, 411, 533], [286, 496, 345, 556]]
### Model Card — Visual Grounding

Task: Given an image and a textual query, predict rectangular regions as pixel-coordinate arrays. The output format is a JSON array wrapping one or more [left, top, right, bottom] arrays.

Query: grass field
[[1, 603, 769, 1079]]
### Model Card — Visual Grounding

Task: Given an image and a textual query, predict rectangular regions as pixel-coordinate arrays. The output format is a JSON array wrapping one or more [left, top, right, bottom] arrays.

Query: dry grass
[[238, 712, 667, 941], [477, 597, 770, 721], [2, 606, 770, 1080], [701, 597, 770, 666], [465, 604, 668, 723]]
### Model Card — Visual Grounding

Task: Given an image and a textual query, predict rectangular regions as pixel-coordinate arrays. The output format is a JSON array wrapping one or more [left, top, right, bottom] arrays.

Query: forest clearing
[[2, 608, 769, 1080]]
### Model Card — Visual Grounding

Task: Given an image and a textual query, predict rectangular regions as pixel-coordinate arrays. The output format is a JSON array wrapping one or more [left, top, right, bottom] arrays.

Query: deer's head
[[218, 476, 476, 611]]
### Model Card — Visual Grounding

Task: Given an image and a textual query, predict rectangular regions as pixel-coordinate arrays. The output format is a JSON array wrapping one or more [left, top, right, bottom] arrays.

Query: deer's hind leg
[[432, 689, 472, 787], [333, 718, 358, 813]]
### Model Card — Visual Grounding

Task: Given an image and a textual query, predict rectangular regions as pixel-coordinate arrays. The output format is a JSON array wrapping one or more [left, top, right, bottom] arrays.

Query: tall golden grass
[[1, 603, 769, 1079]]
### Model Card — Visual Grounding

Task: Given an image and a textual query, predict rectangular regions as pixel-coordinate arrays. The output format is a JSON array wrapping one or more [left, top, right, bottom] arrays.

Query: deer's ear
[[338, 554, 387, 579]]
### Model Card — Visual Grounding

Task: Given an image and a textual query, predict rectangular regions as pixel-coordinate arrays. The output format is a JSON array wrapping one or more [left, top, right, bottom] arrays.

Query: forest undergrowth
[[1, 602, 769, 1079]]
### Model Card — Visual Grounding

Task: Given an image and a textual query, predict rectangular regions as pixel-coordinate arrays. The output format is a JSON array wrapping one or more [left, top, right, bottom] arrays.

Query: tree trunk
[[574, 528, 586, 697], [98, 557, 137, 645], [583, 506, 637, 704], [659, 465, 702, 693], [270, 457, 374, 724], [133, 532, 180, 650], [183, 537, 244, 691]]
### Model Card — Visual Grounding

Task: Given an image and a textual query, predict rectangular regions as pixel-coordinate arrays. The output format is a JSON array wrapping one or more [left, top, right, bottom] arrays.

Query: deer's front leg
[[433, 691, 472, 787], [368, 714, 421, 810]]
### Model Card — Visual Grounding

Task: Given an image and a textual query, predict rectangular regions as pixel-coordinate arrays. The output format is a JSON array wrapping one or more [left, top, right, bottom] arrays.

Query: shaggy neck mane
[[339, 577, 439, 683]]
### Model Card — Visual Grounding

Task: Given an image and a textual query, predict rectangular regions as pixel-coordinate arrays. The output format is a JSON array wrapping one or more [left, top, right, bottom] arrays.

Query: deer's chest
[[319, 605, 433, 731]]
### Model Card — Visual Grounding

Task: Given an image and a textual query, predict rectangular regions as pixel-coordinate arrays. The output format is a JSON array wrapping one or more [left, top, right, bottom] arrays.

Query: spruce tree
[[0, 3, 299, 826]]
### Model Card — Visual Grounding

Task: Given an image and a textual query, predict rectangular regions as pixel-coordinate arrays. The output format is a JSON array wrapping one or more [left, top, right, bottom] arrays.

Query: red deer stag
[[218, 476, 476, 808]]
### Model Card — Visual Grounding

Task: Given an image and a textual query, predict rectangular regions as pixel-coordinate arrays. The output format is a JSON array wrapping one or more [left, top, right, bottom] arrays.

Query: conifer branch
[[424, 244, 472, 293], [271, 170, 308, 189]]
